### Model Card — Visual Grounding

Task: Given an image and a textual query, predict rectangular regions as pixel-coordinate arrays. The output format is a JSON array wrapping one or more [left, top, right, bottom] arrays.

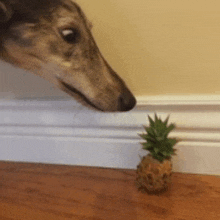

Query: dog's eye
[[60, 28, 80, 44]]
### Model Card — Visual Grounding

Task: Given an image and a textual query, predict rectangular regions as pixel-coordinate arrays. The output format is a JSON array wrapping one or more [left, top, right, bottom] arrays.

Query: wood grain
[[0, 162, 220, 220]]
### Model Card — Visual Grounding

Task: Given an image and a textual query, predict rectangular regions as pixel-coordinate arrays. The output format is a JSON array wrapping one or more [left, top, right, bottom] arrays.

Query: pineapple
[[136, 114, 179, 193]]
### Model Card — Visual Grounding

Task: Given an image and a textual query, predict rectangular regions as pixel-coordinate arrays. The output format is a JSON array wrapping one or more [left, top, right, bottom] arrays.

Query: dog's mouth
[[59, 80, 103, 111]]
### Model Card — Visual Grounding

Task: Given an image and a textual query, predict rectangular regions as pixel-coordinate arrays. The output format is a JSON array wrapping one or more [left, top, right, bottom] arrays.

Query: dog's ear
[[0, 1, 13, 23]]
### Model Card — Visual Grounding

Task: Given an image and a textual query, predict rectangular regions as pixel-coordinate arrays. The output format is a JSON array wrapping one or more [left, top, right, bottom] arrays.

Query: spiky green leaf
[[164, 115, 170, 126], [168, 138, 178, 147], [167, 123, 176, 133], [154, 113, 159, 122], [148, 115, 154, 127], [141, 142, 152, 149]]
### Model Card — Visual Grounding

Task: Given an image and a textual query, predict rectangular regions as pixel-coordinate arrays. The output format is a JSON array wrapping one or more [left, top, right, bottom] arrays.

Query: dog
[[0, 0, 136, 112]]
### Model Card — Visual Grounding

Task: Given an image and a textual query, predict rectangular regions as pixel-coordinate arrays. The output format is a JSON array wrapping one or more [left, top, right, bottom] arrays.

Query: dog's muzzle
[[59, 80, 136, 112]]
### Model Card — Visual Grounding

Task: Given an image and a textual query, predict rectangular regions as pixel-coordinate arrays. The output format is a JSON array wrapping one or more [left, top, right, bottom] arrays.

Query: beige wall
[[77, 0, 220, 96], [1, 0, 220, 98]]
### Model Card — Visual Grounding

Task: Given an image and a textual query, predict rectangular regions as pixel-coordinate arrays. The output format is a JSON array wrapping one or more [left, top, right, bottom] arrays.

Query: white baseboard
[[0, 95, 220, 175]]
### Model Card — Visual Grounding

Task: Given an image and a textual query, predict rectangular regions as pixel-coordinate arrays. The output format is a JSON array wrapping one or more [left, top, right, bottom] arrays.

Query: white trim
[[137, 94, 220, 105], [0, 95, 220, 175]]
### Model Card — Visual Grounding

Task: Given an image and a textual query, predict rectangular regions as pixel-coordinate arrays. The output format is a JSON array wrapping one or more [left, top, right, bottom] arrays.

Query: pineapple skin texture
[[136, 154, 172, 193]]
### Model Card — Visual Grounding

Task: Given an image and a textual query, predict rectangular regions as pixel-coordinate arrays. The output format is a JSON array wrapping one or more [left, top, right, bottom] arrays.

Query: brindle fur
[[0, 0, 136, 111]]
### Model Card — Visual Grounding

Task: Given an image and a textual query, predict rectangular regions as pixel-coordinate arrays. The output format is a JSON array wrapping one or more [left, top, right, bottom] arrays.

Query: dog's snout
[[118, 92, 136, 112]]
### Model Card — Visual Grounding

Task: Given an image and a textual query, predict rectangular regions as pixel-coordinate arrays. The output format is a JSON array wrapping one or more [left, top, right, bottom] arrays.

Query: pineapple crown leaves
[[139, 114, 179, 162]]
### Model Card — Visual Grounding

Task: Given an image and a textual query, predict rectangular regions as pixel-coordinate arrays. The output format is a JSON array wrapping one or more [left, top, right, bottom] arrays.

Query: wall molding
[[0, 95, 220, 175]]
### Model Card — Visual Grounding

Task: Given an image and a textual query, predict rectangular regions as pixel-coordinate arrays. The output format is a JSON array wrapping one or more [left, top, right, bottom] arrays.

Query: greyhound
[[0, 0, 136, 112]]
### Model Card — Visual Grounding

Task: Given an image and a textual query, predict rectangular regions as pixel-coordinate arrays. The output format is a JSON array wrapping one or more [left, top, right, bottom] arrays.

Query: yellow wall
[[77, 0, 220, 96]]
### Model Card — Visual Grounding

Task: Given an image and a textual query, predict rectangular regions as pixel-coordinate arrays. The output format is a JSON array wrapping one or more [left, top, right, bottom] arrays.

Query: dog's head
[[0, 0, 136, 111]]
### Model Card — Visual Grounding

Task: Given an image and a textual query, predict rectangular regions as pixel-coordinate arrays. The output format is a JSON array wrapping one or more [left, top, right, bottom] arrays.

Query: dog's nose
[[117, 92, 136, 111]]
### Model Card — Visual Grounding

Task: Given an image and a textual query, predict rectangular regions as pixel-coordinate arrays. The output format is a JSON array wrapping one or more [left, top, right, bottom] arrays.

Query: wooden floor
[[0, 162, 220, 220]]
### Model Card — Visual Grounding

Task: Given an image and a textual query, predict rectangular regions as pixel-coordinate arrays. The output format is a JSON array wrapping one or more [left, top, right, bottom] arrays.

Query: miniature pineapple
[[136, 114, 178, 193]]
